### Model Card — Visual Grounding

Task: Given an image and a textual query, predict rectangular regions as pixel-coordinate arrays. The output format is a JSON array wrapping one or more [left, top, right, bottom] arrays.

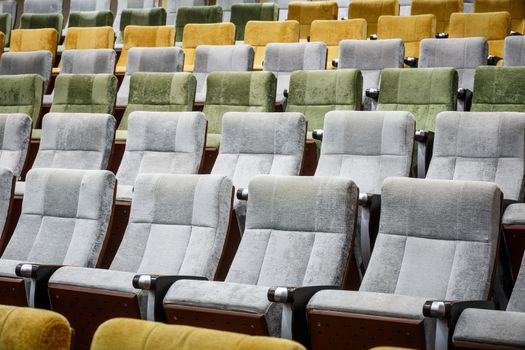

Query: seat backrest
[[474, 0, 525, 33], [59, 49, 115, 74], [508, 255, 525, 312], [264, 42, 327, 105], [0, 1, 16, 29], [23, 0, 61, 14], [194, 45, 253, 104], [0, 114, 32, 177], [118, 7, 167, 43], [377, 14, 436, 58], [504, 36, 525, 66], [175, 5, 222, 42], [471, 66, 525, 112], [2, 168, 116, 267], [377, 68, 457, 132], [411, 0, 463, 33], [225, 175, 358, 288], [114, 0, 156, 32], [244, 20, 300, 70], [50, 74, 117, 114], [0, 51, 53, 91], [70, 0, 111, 11], [0, 74, 43, 129], [10, 29, 58, 61], [20, 13, 63, 38], [110, 174, 232, 278], [286, 69, 363, 131], [427, 111, 525, 201], [315, 111, 414, 195], [448, 12, 511, 57], [287, 1, 338, 40], [362, 177, 501, 301], [63, 27, 115, 50], [67, 10, 114, 28], [230, 3, 278, 41], [348, 0, 399, 36], [0, 168, 12, 239]]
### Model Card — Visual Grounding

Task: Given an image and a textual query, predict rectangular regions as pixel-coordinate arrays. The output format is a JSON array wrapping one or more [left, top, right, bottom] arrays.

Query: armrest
[[365, 88, 380, 100], [436, 32, 449, 39], [307, 36, 310, 42], [457, 88, 473, 111], [236, 188, 248, 201], [332, 58, 339, 68], [414, 130, 433, 142], [311, 129, 323, 141], [369, 34, 378, 40], [488, 55, 502, 66], [15, 263, 63, 308], [510, 31, 523, 36], [404, 57, 419, 68], [133, 274, 207, 321], [414, 130, 434, 178], [283, 89, 288, 98]]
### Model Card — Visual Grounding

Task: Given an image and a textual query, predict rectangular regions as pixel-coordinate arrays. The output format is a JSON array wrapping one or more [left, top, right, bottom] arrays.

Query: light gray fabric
[[315, 111, 415, 194], [504, 36, 525, 66], [70, 0, 111, 11], [164, 0, 207, 25], [264, 42, 327, 105], [0, 1, 16, 28], [427, 112, 525, 201], [211, 112, 305, 231], [2, 168, 115, 268], [216, 0, 257, 22], [23, 0, 61, 13], [399, 0, 411, 15], [0, 168, 13, 236], [0, 114, 31, 178], [116, 111, 206, 201], [339, 39, 404, 111], [0, 258, 24, 278], [194, 45, 253, 104], [0, 51, 53, 91], [508, 254, 525, 312], [165, 174, 359, 337], [116, 47, 185, 108], [502, 203, 525, 225], [113, 0, 156, 32]]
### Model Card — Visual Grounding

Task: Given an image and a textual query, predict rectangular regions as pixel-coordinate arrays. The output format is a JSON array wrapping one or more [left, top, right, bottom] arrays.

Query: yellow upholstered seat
[[10, 28, 58, 63], [348, 0, 399, 36], [115, 25, 175, 74], [182, 23, 235, 72], [310, 19, 367, 68], [474, 0, 524, 33], [287, 1, 338, 40], [377, 14, 436, 58], [448, 12, 511, 57], [91, 318, 306, 350], [63, 26, 115, 50], [244, 20, 300, 70], [411, 0, 463, 33]]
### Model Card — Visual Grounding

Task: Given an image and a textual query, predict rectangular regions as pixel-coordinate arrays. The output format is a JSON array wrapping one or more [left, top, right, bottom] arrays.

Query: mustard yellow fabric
[[411, 0, 463, 33], [116, 25, 175, 74], [449, 11, 511, 57], [310, 19, 367, 68], [182, 23, 235, 72], [64, 26, 115, 50], [0, 305, 72, 350], [348, 0, 399, 36], [0, 32, 4, 50], [91, 318, 306, 350], [287, 1, 338, 39], [475, 0, 525, 33], [244, 20, 300, 70], [377, 14, 436, 58], [10, 28, 58, 62]]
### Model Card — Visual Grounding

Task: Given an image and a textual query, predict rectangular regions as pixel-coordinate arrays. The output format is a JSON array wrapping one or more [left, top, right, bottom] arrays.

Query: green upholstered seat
[[231, 3, 278, 41], [471, 66, 525, 113], [0, 13, 11, 44], [203, 71, 276, 148], [0, 74, 43, 129], [116, 7, 167, 44], [175, 5, 222, 42], [20, 13, 63, 38], [68, 10, 114, 28]]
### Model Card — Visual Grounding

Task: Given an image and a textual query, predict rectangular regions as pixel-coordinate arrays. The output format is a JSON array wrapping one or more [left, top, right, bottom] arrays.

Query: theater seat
[[471, 66, 525, 112], [22, 0, 61, 14], [0, 1, 16, 30], [116, 7, 167, 46], [411, 0, 463, 33], [113, 0, 156, 34], [0, 168, 14, 243], [67, 10, 113, 29], [62, 27, 115, 52], [0, 51, 53, 92], [162, 0, 207, 25], [348, 0, 399, 37], [175, 5, 223, 43], [287, 1, 338, 40], [474, 0, 524, 34], [230, 3, 278, 41], [9, 29, 58, 64], [19, 13, 63, 39], [504, 36, 525, 66], [0, 114, 32, 178]]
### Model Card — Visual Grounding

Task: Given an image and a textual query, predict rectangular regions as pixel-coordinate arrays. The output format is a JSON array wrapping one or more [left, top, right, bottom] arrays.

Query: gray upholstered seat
[[211, 112, 305, 233], [0, 114, 31, 178], [399, 0, 411, 15], [338, 39, 404, 111], [194, 45, 253, 104], [23, 0, 61, 14], [308, 177, 502, 350], [114, 0, 156, 33], [115, 111, 207, 201], [49, 173, 232, 319], [504, 36, 525, 66], [163, 175, 359, 337], [70, 0, 111, 12], [263, 42, 327, 105], [116, 47, 185, 108], [0, 168, 13, 237], [0, 1, 16, 29], [0, 51, 53, 92]]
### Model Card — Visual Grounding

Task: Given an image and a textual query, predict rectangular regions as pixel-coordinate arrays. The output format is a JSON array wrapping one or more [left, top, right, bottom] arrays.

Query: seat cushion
[[0, 259, 24, 278]]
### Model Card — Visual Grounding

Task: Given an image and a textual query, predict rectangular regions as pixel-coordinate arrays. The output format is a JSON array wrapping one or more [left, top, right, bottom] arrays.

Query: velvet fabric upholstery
[[202, 71, 276, 148], [309, 177, 502, 350], [377, 14, 436, 58], [10, 29, 58, 62], [0, 12, 11, 44], [216, 0, 258, 23], [20, 13, 63, 38], [410, 0, 463, 33], [175, 5, 222, 43], [0, 51, 53, 91], [63, 27, 115, 50], [0, 74, 43, 130], [57, 49, 116, 74], [113, 0, 156, 33], [474, 0, 525, 33], [116, 47, 184, 108], [0, 168, 13, 234], [0, 305, 72, 350], [348, 0, 399, 36], [211, 112, 305, 232], [67, 10, 114, 28], [116, 7, 167, 44], [194, 45, 253, 104], [49, 173, 232, 318], [504, 36, 525, 66], [0, 1, 16, 29], [116, 112, 206, 200], [264, 42, 327, 105], [310, 19, 367, 69], [23, 0, 61, 14], [448, 12, 511, 58], [502, 203, 525, 225], [287, 1, 338, 39], [471, 66, 525, 112], [69, 0, 111, 12], [244, 20, 300, 70], [377, 68, 458, 132], [162, 0, 208, 25], [339, 39, 404, 111], [91, 319, 306, 350], [0, 114, 32, 178], [230, 3, 278, 41], [164, 175, 359, 337], [286, 69, 363, 134], [426, 111, 525, 201]]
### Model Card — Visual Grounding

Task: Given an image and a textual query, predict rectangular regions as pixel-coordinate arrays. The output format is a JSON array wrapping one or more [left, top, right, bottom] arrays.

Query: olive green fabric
[[0, 74, 43, 128], [231, 3, 278, 41], [117, 8, 167, 45], [203, 71, 276, 148], [377, 68, 458, 132], [175, 5, 222, 42], [20, 13, 63, 38], [68, 10, 114, 28], [50, 74, 117, 114], [471, 66, 525, 113], [286, 69, 363, 133], [0, 13, 11, 44]]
